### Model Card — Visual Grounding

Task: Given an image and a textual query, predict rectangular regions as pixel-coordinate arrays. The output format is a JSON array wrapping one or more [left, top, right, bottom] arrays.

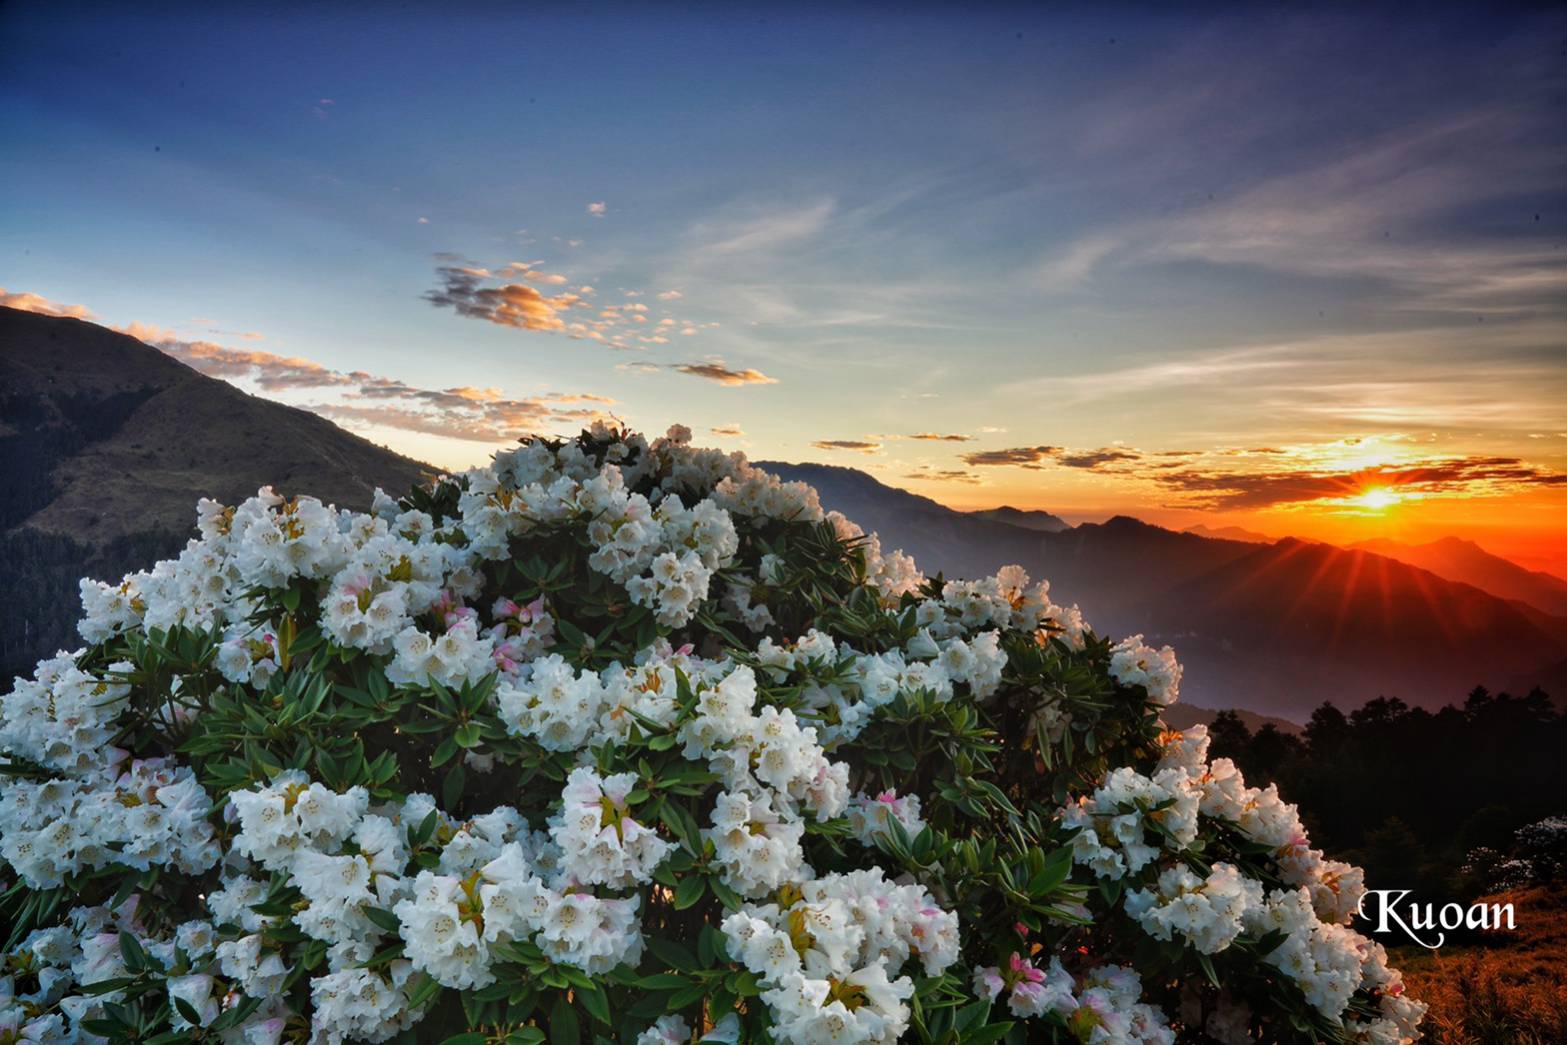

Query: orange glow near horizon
[[882, 437, 1567, 579]]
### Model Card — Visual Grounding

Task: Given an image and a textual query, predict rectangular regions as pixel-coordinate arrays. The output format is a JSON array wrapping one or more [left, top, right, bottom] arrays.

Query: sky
[[3, 3, 1565, 572]]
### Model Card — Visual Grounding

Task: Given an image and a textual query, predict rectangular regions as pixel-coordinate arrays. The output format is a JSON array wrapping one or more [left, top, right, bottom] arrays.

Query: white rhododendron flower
[[0, 424, 1422, 1044]]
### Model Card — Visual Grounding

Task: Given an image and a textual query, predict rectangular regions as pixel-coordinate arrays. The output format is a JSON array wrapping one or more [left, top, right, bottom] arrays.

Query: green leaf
[[647, 937, 699, 972], [443, 763, 467, 809], [672, 874, 706, 910], [413, 809, 439, 847], [118, 931, 148, 973], [576, 981, 611, 1025], [548, 995, 580, 1044], [363, 906, 403, 934], [406, 972, 442, 1011], [173, 997, 204, 1027]]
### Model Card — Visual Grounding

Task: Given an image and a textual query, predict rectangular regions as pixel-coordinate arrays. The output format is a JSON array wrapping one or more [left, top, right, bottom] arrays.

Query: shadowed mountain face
[[762, 462, 1567, 718], [0, 306, 430, 680]]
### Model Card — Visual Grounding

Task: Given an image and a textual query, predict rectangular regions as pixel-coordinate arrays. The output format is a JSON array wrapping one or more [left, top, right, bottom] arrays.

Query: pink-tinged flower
[[435, 591, 476, 628], [1014, 921, 1030, 938], [1008, 952, 1045, 984]]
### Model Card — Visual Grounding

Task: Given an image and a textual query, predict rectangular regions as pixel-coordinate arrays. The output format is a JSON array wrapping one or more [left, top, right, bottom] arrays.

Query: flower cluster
[[0, 756, 219, 888], [721, 870, 959, 1042], [0, 423, 1422, 1044], [972, 957, 1174, 1043]]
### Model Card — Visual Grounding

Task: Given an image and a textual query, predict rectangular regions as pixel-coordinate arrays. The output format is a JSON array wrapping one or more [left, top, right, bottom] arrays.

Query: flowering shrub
[[0, 425, 1426, 1043], [1464, 815, 1567, 892]]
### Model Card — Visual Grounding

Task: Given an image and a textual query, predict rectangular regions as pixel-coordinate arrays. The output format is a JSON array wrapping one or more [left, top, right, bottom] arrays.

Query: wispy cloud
[[687, 199, 835, 258], [67, 296, 624, 448], [1036, 104, 1567, 316], [962, 446, 1059, 467], [962, 445, 1142, 471], [904, 463, 981, 484], [672, 360, 778, 386], [909, 432, 973, 442], [123, 322, 353, 390], [586, 201, 607, 218], [812, 439, 882, 454], [1011, 321, 1567, 435]]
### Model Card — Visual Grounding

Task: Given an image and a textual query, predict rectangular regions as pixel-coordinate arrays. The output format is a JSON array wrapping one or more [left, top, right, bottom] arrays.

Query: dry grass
[[1394, 886, 1567, 1044]]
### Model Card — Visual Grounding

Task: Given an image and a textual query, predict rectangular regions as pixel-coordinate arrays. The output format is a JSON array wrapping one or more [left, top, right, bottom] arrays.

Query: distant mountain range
[[0, 305, 428, 680], [763, 462, 1567, 718], [966, 506, 1070, 532], [1184, 523, 1275, 544], [4, 306, 1563, 722]]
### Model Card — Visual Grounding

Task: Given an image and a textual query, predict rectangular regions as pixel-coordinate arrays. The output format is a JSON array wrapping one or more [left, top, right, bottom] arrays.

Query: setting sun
[[1350, 486, 1401, 512]]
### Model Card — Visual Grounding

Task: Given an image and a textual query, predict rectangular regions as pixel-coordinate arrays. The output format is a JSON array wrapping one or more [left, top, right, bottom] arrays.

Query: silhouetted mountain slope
[[1031, 516, 1257, 626], [765, 461, 1567, 717], [1, 306, 430, 680], [1352, 536, 1567, 619], [1134, 538, 1567, 716], [966, 505, 1069, 532], [758, 461, 1055, 580]]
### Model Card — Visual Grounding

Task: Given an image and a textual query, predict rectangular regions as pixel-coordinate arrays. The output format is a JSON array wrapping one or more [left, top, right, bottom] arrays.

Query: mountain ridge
[[965, 505, 1070, 532], [0, 305, 430, 680]]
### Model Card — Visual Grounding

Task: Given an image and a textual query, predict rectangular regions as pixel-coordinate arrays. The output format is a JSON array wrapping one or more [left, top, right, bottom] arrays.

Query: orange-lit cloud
[[904, 463, 981, 484], [1153, 456, 1567, 511], [909, 432, 973, 442], [108, 312, 616, 447], [672, 360, 778, 386], [1, 287, 96, 320], [121, 323, 352, 390], [964, 445, 1146, 470], [812, 439, 881, 454], [427, 260, 707, 351], [425, 264, 583, 334]]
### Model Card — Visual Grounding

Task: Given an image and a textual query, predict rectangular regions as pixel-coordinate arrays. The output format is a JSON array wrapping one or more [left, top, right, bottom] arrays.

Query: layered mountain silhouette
[[5, 306, 1563, 722], [763, 463, 1567, 718], [0, 305, 428, 680]]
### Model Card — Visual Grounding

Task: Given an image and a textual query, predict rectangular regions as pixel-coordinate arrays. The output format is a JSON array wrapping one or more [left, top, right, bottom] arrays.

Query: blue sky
[[3, 3, 1565, 566]]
